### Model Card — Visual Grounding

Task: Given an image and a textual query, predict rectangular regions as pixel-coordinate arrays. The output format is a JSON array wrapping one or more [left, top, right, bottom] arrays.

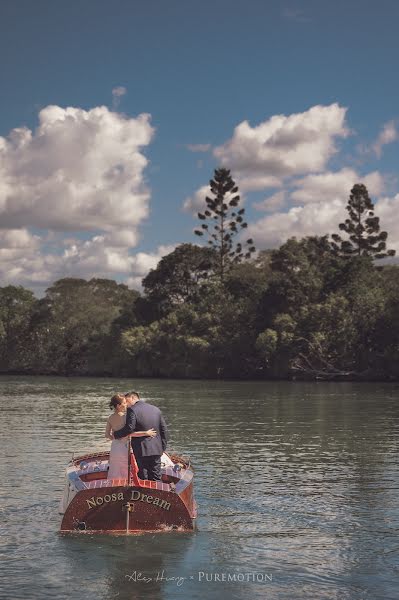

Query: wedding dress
[[108, 438, 129, 479], [108, 433, 129, 480]]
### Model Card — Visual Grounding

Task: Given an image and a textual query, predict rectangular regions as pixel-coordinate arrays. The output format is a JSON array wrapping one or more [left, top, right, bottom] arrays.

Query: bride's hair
[[109, 393, 125, 410]]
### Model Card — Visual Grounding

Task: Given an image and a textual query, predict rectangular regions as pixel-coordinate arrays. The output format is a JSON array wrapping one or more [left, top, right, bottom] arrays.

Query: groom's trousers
[[135, 455, 161, 481]]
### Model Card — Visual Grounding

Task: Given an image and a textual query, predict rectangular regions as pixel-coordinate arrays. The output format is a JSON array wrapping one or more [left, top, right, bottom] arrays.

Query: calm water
[[0, 376, 398, 600]]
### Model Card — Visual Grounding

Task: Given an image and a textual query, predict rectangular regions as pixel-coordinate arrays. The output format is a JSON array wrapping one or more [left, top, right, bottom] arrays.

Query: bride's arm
[[105, 419, 113, 441], [130, 428, 157, 438]]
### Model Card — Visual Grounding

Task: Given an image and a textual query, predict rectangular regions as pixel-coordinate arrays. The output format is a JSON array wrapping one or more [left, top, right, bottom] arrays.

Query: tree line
[[1, 168, 398, 380]]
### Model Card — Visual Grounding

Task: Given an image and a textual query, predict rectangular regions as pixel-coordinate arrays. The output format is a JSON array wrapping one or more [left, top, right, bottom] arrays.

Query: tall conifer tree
[[331, 183, 395, 259], [194, 168, 256, 280]]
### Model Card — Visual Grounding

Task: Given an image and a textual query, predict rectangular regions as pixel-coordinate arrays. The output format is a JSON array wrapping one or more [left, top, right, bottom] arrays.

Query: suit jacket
[[113, 401, 168, 457]]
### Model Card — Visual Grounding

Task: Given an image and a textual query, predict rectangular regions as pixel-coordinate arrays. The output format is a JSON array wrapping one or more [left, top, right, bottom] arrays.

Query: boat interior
[[71, 450, 190, 486]]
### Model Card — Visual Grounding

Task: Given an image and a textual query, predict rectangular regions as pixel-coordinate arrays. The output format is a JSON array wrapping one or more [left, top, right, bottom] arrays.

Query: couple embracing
[[105, 391, 169, 482]]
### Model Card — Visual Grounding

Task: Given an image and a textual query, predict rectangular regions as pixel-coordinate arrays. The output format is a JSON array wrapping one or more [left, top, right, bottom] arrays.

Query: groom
[[113, 391, 168, 481]]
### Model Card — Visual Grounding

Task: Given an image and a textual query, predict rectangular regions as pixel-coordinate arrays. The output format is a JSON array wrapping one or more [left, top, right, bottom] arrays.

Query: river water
[[0, 376, 398, 600]]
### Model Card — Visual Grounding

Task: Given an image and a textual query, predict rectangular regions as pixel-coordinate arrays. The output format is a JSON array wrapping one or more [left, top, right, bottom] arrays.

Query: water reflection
[[60, 533, 196, 600]]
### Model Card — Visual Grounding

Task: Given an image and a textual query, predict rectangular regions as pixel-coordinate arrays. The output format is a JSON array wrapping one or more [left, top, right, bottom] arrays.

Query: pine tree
[[194, 168, 256, 280], [331, 183, 395, 259]]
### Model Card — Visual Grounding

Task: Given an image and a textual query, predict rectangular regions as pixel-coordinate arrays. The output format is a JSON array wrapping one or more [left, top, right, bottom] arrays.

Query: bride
[[105, 393, 156, 479]]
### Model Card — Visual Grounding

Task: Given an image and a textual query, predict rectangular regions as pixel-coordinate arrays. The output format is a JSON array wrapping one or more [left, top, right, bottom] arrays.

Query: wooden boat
[[59, 449, 197, 533]]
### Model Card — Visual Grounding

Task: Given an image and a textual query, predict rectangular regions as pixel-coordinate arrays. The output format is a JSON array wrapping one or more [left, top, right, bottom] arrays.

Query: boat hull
[[60, 484, 195, 532], [59, 451, 196, 533]]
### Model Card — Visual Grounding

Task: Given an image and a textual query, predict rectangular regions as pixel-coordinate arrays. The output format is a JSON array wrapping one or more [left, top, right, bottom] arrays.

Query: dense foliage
[[1, 181, 398, 380]]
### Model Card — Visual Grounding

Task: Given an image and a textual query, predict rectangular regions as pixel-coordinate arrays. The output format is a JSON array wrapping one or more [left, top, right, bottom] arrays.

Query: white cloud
[[0, 228, 40, 249], [247, 169, 387, 248], [183, 185, 210, 214], [373, 194, 399, 250], [237, 174, 282, 192], [253, 191, 286, 212], [0, 229, 42, 282], [184, 104, 350, 218], [0, 97, 173, 292], [290, 168, 384, 204], [213, 104, 349, 187], [372, 120, 398, 158], [183, 106, 399, 260], [0, 229, 54, 286], [126, 245, 177, 290], [105, 229, 139, 248], [60, 238, 176, 282], [0, 105, 154, 233], [3, 101, 397, 291], [247, 199, 346, 248], [130, 245, 176, 276], [0, 224, 176, 293], [61, 235, 133, 275]]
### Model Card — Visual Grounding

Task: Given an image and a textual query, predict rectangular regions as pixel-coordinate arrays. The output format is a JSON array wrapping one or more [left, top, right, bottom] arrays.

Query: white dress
[[107, 413, 129, 480], [108, 438, 129, 479]]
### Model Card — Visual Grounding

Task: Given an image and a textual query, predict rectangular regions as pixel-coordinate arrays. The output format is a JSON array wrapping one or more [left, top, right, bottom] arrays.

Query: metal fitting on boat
[[123, 502, 135, 513]]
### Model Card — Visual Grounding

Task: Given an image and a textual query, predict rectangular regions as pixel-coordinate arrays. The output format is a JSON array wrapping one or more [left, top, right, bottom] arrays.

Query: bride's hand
[[146, 428, 157, 437]]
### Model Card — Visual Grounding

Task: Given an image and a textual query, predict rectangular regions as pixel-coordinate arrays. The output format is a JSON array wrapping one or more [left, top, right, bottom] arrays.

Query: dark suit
[[113, 401, 168, 481]]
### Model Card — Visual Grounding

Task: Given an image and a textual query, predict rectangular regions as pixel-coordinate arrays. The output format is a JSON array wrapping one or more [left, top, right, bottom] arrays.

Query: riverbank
[[1, 369, 398, 382]]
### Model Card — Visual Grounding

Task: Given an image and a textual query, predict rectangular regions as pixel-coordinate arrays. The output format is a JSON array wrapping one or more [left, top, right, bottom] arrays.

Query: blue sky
[[1, 0, 399, 292]]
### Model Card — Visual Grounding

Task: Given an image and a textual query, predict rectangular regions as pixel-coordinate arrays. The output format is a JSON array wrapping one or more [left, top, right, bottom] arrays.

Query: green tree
[[142, 243, 218, 316], [331, 183, 395, 259], [337, 256, 388, 372], [223, 261, 269, 299], [256, 313, 296, 377], [121, 305, 213, 377], [371, 267, 399, 377], [256, 250, 392, 379], [292, 294, 358, 376], [0, 286, 36, 371], [29, 278, 139, 374], [257, 236, 342, 327], [194, 168, 256, 281], [121, 278, 263, 378]]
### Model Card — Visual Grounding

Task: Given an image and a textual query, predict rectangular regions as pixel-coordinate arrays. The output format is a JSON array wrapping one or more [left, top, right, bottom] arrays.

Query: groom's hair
[[125, 391, 140, 400]]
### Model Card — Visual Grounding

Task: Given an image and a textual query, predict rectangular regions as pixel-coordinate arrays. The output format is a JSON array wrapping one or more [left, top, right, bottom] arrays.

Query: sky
[[1, 0, 399, 294]]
